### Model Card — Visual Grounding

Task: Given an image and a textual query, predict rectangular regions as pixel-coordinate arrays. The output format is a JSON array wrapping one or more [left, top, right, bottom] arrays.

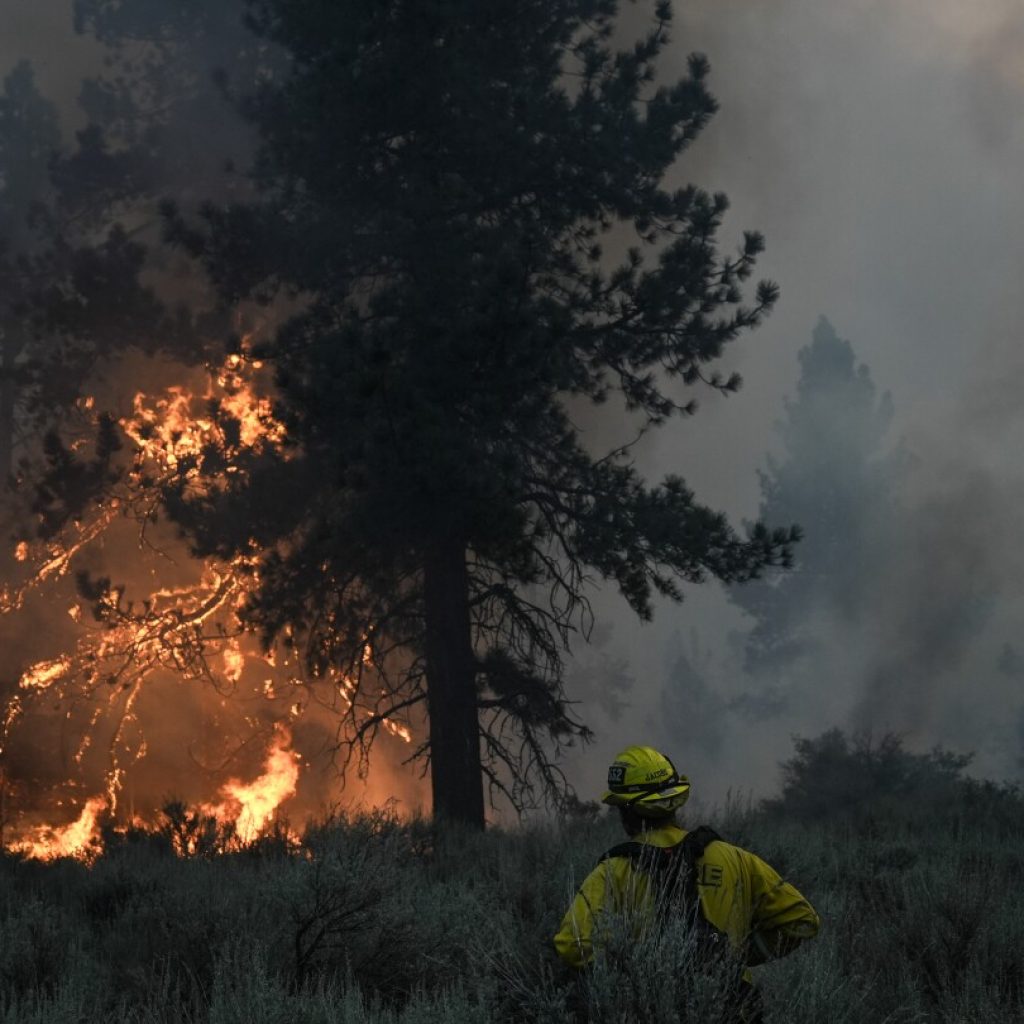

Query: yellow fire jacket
[[554, 823, 820, 969]]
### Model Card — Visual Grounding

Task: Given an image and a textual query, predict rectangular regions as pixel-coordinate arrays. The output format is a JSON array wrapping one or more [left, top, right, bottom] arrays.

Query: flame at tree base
[[14, 796, 109, 861], [202, 725, 301, 843], [6, 728, 306, 860]]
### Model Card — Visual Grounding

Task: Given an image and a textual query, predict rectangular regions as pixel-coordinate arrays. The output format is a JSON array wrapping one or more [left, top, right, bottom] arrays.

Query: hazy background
[[565, 0, 1024, 807], [3, 0, 1023, 816]]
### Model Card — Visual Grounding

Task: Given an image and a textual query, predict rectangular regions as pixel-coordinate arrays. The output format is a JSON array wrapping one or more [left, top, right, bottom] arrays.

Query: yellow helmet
[[601, 745, 691, 817]]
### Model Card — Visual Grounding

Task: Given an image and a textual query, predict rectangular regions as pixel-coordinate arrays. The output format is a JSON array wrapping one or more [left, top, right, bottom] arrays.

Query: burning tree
[[0, 3, 426, 854], [160, 0, 797, 829], [0, 8, 323, 851]]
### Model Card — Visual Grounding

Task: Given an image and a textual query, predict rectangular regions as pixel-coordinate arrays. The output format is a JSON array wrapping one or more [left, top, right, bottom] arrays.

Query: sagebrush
[[1, 732, 1021, 1022]]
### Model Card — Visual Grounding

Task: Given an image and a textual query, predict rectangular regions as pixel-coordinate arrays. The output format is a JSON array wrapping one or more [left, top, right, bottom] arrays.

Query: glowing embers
[[2, 507, 119, 615], [119, 352, 287, 495], [382, 719, 413, 743], [222, 639, 246, 683], [19, 656, 72, 691]]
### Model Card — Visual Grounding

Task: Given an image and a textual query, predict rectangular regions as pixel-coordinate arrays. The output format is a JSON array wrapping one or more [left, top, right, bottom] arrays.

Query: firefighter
[[554, 745, 820, 1021]]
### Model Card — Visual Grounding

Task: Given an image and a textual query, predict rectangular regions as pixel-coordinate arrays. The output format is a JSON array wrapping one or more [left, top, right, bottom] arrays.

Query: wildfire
[[0, 348, 420, 860], [15, 796, 108, 861], [203, 726, 300, 843], [1, 506, 119, 614], [19, 655, 72, 691], [119, 357, 286, 490], [383, 719, 413, 743], [222, 640, 246, 683]]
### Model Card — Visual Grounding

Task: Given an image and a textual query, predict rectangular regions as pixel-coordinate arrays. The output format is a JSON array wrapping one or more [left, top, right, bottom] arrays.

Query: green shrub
[[764, 728, 1007, 822]]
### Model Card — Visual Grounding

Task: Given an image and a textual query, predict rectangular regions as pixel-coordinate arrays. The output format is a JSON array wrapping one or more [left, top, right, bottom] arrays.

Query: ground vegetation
[[1, 731, 1018, 1022]]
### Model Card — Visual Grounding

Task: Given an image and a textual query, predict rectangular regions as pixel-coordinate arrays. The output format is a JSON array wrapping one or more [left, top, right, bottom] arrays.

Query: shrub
[[765, 728, 977, 821]]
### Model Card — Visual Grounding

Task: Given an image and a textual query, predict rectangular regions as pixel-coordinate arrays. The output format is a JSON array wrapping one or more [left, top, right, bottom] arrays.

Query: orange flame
[[1, 507, 119, 614], [383, 719, 413, 743], [119, 358, 286, 493], [222, 640, 246, 683], [17, 796, 107, 861], [19, 655, 72, 691], [204, 726, 300, 842]]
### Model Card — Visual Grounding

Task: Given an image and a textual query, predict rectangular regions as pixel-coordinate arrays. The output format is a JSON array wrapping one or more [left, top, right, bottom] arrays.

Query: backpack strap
[[598, 841, 671, 866], [674, 825, 722, 903], [598, 825, 724, 909], [599, 827, 744, 987]]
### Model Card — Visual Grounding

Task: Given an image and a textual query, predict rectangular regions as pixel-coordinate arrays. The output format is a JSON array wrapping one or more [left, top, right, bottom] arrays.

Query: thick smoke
[[565, 0, 1024, 805]]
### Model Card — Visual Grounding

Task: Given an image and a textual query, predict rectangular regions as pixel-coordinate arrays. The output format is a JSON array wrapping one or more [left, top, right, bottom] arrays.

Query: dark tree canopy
[[165, 0, 797, 826], [0, 63, 62, 487]]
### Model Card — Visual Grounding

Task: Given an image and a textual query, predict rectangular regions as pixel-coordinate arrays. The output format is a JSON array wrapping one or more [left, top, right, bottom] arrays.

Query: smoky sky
[[567, 0, 1024, 806], [0, 3, 101, 119], [3, 0, 1024, 813]]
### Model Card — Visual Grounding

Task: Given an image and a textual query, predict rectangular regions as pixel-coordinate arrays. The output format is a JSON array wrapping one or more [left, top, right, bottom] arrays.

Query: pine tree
[[730, 316, 901, 673], [0, 63, 62, 486], [164, 0, 797, 827]]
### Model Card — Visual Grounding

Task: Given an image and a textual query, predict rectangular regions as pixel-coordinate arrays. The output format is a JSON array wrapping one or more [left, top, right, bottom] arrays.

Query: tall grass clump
[[0, 730, 1021, 1022]]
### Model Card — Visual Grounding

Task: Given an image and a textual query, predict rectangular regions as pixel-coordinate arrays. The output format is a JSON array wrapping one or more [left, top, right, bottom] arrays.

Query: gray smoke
[[564, 0, 1024, 806], [0, 3, 101, 125]]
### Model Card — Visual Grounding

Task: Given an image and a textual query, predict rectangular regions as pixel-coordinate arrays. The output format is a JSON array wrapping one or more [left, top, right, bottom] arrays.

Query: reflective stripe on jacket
[[553, 823, 820, 969]]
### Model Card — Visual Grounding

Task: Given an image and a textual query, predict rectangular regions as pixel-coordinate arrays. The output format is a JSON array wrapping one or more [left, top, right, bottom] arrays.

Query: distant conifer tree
[[730, 317, 902, 675]]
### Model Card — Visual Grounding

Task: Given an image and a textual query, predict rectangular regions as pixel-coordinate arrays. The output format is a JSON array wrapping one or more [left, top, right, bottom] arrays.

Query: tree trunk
[[423, 536, 485, 829]]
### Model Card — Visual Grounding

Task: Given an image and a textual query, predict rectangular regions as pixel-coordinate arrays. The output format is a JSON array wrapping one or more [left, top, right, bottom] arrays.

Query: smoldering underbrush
[[1, 733, 1022, 1023]]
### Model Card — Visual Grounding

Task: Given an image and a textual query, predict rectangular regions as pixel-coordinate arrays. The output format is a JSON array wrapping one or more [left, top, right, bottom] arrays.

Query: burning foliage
[[0, 347, 420, 858]]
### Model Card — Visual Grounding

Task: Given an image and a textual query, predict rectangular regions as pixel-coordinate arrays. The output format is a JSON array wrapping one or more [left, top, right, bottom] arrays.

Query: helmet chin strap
[[619, 803, 674, 834]]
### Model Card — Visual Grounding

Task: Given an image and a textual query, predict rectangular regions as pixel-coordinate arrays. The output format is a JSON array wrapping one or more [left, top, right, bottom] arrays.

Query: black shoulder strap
[[598, 841, 664, 866], [597, 827, 730, 953], [598, 826, 723, 880], [671, 826, 722, 906], [680, 825, 722, 862], [599, 828, 737, 968]]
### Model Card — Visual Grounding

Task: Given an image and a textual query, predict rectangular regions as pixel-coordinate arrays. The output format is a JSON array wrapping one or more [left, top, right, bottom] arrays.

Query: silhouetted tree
[[71, 0, 262, 205], [730, 316, 902, 673], [166, 0, 797, 827], [0, 63, 61, 486], [766, 728, 972, 822]]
